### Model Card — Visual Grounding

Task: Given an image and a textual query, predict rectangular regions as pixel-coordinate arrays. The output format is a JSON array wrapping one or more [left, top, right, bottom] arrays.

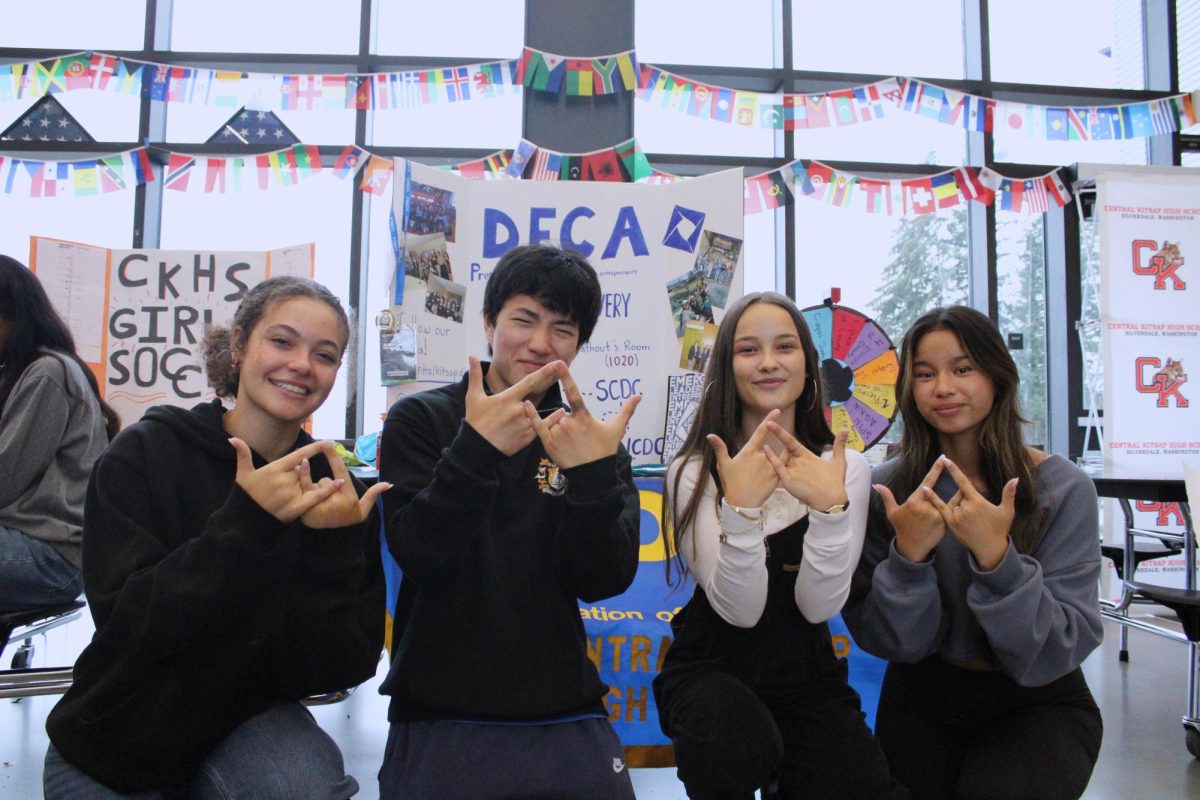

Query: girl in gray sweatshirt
[[843, 306, 1103, 800]]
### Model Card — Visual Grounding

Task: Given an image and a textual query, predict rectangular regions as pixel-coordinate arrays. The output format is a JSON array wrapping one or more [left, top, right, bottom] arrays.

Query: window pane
[[1078, 214, 1103, 421], [996, 214, 1048, 446], [0, 193, 137, 263], [376, 0, 525, 58], [158, 175, 357, 438], [0, 2, 147, 50], [637, 0, 776, 69], [370, 94, 522, 149], [1181, 0, 1200, 133], [741, 207, 778, 293], [791, 1, 964, 79], [792, 202, 970, 342], [792, 112, 967, 165], [990, 0, 1145, 89], [171, 0, 359, 54], [993, 126, 1148, 167], [635, 100, 778, 158]]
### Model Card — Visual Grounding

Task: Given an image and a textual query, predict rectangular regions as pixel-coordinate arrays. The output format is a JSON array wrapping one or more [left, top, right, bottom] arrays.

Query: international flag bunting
[[517, 49, 567, 93], [506, 139, 537, 178], [744, 159, 1065, 217], [455, 151, 512, 180], [164, 153, 196, 191], [5, 51, 1191, 140], [360, 155, 393, 195], [528, 149, 562, 181], [334, 145, 365, 179], [634, 67, 901, 132], [614, 137, 654, 182], [743, 170, 793, 214], [519, 49, 637, 96]]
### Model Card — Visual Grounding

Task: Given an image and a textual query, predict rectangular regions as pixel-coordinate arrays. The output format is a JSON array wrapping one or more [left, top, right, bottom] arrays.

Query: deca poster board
[[30, 236, 314, 429], [385, 160, 746, 463], [1096, 172, 1200, 470]]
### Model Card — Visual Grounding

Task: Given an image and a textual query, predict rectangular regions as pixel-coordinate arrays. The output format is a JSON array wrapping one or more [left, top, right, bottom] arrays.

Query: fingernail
[[334, 478, 345, 487]]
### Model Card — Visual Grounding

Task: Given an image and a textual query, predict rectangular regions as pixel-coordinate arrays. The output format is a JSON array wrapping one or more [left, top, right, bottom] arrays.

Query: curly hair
[[201, 276, 350, 398]]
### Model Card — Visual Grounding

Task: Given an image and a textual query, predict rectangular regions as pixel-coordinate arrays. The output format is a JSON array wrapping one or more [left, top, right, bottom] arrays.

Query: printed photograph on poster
[[405, 180, 457, 242], [404, 232, 453, 283], [425, 274, 466, 323], [694, 230, 742, 309], [679, 319, 718, 373], [380, 326, 417, 385], [664, 373, 706, 465], [666, 267, 713, 338]]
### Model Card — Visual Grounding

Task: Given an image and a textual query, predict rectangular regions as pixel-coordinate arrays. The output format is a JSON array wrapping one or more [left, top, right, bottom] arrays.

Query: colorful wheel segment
[[800, 303, 899, 452]]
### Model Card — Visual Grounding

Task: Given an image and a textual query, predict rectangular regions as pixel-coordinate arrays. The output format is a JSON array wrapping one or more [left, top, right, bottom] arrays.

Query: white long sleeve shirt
[[669, 449, 871, 628]]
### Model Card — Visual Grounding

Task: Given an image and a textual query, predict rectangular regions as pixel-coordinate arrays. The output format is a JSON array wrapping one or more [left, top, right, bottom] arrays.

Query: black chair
[[0, 600, 85, 670], [1102, 540, 1184, 582], [1127, 581, 1200, 759], [1102, 500, 1186, 663]]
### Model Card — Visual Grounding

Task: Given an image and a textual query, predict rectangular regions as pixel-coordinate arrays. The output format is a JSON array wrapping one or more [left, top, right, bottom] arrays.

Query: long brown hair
[[890, 305, 1045, 553], [0, 255, 120, 439], [664, 292, 832, 583]]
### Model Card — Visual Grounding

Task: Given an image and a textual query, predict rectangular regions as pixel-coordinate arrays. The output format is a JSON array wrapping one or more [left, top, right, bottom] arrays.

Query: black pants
[[377, 717, 636, 800], [659, 666, 908, 800], [875, 657, 1103, 800]]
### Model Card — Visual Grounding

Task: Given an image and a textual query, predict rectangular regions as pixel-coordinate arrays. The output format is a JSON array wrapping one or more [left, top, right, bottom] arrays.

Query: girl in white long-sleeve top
[[653, 292, 908, 800], [842, 305, 1103, 800]]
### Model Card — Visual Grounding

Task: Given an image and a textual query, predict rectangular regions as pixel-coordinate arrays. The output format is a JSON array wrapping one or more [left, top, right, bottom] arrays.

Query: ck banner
[[1096, 171, 1199, 470], [386, 159, 746, 464], [29, 236, 314, 429]]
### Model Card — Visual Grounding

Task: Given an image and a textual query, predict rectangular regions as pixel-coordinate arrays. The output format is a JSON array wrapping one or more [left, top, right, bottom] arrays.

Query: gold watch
[[821, 500, 850, 515]]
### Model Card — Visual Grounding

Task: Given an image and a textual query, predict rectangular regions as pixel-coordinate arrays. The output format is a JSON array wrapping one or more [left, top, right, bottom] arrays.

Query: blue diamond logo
[[662, 206, 706, 253]]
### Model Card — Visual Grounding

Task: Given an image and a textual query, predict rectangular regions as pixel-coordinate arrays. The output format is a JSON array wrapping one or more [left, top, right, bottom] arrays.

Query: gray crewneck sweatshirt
[[843, 453, 1104, 687], [0, 351, 107, 567]]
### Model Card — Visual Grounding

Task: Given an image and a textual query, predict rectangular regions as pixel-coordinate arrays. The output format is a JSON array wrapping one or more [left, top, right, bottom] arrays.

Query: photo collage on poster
[[383, 180, 465, 383], [665, 229, 743, 374]]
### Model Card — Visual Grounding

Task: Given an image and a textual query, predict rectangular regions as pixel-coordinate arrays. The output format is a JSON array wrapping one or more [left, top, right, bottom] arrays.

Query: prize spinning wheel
[[800, 300, 899, 452]]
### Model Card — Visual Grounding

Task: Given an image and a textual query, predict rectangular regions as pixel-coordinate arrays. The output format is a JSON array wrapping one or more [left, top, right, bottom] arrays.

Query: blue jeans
[[0, 526, 82, 612], [44, 701, 360, 799]]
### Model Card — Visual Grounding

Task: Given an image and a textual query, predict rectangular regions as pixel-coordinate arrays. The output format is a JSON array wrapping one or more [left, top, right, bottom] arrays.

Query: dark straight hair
[[0, 254, 120, 439], [664, 292, 831, 583], [890, 305, 1045, 553], [482, 243, 603, 346]]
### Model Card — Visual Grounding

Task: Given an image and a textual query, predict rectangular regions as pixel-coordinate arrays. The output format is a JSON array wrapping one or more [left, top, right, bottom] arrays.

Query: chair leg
[[10, 636, 35, 670]]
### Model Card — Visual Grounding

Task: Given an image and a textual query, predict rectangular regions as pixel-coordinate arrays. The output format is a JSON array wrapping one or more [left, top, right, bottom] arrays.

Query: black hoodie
[[46, 400, 385, 793], [379, 366, 641, 722]]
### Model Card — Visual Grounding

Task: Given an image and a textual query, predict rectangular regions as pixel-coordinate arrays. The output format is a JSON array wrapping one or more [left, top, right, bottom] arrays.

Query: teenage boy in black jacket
[[378, 243, 642, 799]]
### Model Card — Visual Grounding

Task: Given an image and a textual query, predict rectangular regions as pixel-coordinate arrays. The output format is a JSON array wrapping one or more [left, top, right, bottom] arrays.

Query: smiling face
[[731, 302, 808, 422], [483, 293, 580, 398], [910, 327, 996, 447], [233, 296, 346, 427]]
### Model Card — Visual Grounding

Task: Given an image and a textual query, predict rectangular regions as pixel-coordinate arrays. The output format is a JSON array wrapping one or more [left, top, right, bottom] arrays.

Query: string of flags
[[0, 52, 518, 111], [2, 50, 1196, 141], [0, 138, 1069, 216], [743, 159, 1070, 216], [637, 67, 1200, 140], [0, 147, 153, 197]]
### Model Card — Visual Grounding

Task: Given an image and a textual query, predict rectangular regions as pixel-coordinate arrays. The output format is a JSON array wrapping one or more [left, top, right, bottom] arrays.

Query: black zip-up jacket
[[379, 364, 641, 721], [46, 400, 385, 792]]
